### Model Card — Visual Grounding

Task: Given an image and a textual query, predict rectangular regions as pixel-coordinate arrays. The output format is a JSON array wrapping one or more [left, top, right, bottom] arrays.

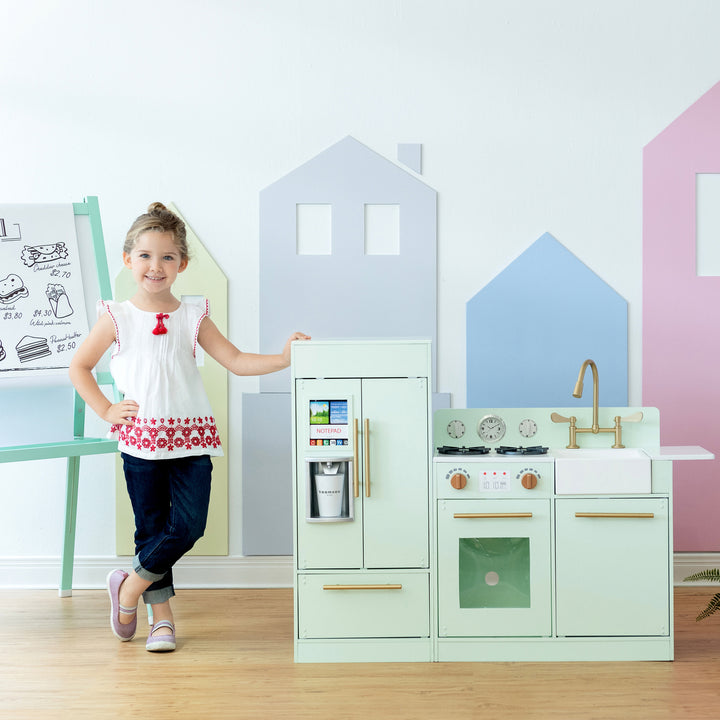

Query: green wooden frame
[[0, 196, 118, 597]]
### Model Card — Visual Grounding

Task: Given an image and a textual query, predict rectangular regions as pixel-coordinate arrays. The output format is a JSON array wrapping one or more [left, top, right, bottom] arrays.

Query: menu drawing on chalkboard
[[0, 204, 90, 378]]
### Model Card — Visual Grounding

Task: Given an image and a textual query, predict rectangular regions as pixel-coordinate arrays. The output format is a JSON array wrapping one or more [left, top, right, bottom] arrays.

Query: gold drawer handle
[[575, 512, 655, 519], [453, 513, 533, 519], [322, 584, 403, 591]]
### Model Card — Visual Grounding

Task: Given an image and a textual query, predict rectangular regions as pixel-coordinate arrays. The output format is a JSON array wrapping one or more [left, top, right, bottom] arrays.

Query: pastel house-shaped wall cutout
[[643, 80, 720, 551], [258, 135, 438, 392], [242, 136, 438, 555], [467, 233, 628, 408]]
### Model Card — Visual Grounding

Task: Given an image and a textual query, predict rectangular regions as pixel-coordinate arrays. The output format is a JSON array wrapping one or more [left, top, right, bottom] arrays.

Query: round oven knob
[[450, 473, 468, 490], [521, 473, 538, 490]]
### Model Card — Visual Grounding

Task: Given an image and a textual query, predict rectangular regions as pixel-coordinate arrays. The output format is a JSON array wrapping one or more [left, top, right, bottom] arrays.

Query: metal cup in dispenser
[[306, 458, 353, 522]]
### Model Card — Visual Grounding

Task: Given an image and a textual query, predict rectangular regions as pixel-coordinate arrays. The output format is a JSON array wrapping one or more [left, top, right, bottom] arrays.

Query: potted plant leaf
[[684, 569, 720, 620]]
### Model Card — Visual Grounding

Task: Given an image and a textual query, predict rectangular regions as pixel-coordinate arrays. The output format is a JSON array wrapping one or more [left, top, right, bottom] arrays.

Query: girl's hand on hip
[[103, 399, 140, 426]]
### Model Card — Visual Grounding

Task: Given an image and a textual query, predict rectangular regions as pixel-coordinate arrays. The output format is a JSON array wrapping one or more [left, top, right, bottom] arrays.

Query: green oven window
[[459, 537, 531, 609]]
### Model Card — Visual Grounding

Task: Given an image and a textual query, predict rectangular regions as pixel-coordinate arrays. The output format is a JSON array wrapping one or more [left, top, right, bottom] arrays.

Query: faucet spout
[[573, 359, 599, 431], [553, 358, 632, 448]]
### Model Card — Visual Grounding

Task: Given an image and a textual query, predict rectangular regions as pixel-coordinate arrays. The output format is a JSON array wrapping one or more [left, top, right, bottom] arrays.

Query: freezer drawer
[[297, 572, 430, 639]]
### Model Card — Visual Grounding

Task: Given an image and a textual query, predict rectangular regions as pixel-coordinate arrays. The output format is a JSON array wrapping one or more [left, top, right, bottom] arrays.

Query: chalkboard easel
[[0, 196, 118, 597]]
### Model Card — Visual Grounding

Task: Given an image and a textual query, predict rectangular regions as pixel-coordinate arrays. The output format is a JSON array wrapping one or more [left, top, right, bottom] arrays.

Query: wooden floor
[[1, 587, 719, 719]]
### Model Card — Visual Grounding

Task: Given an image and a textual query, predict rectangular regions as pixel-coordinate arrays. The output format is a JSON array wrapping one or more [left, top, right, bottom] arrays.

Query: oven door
[[437, 499, 552, 637]]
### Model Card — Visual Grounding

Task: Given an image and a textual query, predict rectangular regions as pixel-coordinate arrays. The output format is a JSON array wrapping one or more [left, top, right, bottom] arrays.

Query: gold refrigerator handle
[[364, 418, 371, 497], [323, 584, 403, 591], [453, 513, 533, 519], [353, 419, 359, 498], [575, 512, 655, 519]]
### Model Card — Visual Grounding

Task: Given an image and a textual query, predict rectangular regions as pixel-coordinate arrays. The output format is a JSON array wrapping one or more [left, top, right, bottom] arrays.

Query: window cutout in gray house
[[696, 174, 720, 276], [296, 204, 332, 255], [365, 204, 400, 255]]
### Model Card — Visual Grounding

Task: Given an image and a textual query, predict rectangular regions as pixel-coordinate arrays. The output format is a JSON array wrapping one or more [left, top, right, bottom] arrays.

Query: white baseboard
[[673, 552, 720, 586], [0, 555, 294, 591], [1, 553, 717, 590]]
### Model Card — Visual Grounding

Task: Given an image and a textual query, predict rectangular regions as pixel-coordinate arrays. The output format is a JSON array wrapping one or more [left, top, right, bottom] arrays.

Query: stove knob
[[521, 473, 538, 490], [450, 473, 468, 490]]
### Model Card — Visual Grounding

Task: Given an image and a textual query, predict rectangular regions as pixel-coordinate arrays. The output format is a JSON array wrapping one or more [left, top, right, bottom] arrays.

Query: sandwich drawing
[[15, 335, 51, 363], [0, 274, 29, 304]]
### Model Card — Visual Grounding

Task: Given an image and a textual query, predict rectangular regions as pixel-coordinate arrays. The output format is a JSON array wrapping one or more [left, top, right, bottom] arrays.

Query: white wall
[[2, 0, 719, 585]]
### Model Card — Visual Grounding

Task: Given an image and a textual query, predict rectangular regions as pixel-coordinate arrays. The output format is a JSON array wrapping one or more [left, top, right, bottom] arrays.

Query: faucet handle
[[551, 412, 572, 424], [620, 411, 643, 423]]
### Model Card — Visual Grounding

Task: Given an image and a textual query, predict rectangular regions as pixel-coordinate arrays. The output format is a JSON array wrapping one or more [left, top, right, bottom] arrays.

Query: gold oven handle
[[575, 512, 655, 519], [323, 584, 403, 591], [364, 418, 371, 498], [353, 419, 359, 498], [453, 513, 533, 519]]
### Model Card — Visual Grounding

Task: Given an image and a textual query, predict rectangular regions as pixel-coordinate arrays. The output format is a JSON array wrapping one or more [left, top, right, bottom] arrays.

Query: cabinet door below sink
[[555, 498, 669, 637]]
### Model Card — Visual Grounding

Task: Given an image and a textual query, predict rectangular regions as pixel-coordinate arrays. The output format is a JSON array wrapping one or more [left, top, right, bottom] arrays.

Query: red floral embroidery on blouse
[[111, 416, 221, 453]]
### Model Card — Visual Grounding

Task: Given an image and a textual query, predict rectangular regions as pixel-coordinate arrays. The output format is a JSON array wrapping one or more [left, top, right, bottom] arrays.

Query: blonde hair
[[124, 202, 190, 261]]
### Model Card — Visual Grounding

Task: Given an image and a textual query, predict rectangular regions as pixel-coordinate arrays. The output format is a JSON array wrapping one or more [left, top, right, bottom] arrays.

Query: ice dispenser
[[305, 458, 354, 522]]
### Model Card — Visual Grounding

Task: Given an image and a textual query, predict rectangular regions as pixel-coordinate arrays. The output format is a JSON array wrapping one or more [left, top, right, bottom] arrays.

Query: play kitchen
[[292, 345, 713, 663]]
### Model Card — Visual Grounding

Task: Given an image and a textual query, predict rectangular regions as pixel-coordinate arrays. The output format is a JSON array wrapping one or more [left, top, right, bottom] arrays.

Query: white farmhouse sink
[[554, 448, 651, 495]]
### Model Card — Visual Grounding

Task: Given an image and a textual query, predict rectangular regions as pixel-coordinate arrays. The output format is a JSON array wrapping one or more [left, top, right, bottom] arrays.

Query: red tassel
[[153, 313, 169, 335]]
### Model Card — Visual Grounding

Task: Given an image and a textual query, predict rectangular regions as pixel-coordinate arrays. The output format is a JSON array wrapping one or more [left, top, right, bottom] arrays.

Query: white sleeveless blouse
[[100, 299, 223, 460]]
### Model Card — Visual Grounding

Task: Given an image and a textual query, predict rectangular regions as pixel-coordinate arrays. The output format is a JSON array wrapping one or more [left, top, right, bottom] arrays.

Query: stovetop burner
[[496, 445, 549, 456], [436, 445, 491, 456]]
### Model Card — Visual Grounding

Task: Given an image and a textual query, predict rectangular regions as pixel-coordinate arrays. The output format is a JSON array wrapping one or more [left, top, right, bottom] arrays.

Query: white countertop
[[644, 446, 714, 461]]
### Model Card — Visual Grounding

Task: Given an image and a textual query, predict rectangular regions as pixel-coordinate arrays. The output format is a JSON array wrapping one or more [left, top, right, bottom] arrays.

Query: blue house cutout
[[466, 233, 628, 408]]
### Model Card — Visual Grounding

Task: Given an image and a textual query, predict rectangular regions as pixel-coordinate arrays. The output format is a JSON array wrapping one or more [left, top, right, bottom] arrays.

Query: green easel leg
[[60, 455, 80, 597]]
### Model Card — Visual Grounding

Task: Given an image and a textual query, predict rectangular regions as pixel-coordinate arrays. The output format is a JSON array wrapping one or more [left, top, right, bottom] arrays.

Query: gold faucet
[[551, 359, 642, 449], [573, 359, 601, 433]]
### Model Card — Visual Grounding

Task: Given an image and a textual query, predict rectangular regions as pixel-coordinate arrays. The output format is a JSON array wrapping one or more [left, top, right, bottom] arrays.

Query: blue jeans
[[121, 452, 212, 605]]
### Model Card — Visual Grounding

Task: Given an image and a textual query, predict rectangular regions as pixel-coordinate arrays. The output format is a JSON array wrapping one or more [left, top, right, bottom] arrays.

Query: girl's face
[[123, 230, 188, 297]]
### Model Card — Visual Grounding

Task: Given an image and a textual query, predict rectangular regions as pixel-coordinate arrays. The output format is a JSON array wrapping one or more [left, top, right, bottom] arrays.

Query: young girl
[[69, 202, 309, 652]]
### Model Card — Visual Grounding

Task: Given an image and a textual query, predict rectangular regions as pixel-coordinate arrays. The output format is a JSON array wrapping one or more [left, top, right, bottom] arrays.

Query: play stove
[[435, 410, 554, 500], [433, 409, 556, 641]]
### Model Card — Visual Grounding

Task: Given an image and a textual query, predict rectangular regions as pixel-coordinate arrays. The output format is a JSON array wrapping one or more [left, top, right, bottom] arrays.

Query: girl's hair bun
[[148, 201, 169, 214]]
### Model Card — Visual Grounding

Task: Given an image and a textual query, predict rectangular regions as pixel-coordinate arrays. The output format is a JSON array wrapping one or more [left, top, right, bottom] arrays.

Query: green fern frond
[[696, 592, 720, 621], [685, 568, 720, 583], [683, 568, 720, 621]]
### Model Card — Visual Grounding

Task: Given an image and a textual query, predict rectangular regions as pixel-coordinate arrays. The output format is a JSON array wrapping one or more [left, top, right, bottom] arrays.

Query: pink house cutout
[[643, 80, 720, 551]]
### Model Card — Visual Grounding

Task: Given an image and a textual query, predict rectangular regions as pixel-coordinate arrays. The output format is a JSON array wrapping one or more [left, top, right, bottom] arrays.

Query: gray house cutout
[[242, 136, 438, 555], [258, 135, 438, 390]]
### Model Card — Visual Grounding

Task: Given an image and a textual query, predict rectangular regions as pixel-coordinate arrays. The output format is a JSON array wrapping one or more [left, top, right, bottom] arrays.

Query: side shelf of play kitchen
[[433, 359, 713, 662], [291, 339, 433, 663]]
